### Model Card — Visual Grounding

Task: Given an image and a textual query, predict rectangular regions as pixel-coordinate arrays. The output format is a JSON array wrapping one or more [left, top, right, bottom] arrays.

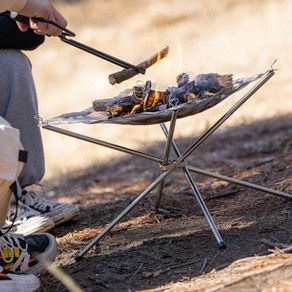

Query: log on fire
[[108, 46, 169, 85], [93, 72, 234, 118]]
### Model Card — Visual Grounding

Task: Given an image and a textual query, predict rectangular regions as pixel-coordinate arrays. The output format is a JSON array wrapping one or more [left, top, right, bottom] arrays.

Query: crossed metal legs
[[73, 109, 226, 261], [157, 122, 225, 248]]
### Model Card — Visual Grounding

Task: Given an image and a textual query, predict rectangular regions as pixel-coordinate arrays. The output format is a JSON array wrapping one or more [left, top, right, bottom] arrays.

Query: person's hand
[[14, 0, 67, 36]]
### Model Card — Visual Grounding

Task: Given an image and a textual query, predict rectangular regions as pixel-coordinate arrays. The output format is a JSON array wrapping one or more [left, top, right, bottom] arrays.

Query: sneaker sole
[[8, 216, 55, 236], [29, 233, 58, 276], [3, 274, 40, 292], [45, 205, 80, 226]]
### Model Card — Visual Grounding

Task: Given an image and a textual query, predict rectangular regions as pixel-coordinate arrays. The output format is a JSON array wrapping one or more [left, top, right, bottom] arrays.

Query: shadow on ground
[[40, 114, 291, 291]]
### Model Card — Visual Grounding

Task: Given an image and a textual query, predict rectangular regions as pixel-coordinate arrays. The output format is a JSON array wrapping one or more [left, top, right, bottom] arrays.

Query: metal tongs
[[10, 12, 145, 74]]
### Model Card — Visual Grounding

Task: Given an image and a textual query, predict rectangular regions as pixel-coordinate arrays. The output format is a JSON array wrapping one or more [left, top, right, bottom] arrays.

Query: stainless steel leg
[[43, 124, 162, 163], [155, 110, 178, 211], [160, 123, 226, 248], [187, 166, 292, 199], [74, 169, 172, 261]]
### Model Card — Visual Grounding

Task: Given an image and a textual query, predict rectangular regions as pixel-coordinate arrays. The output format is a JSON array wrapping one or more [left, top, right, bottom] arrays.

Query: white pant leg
[[0, 117, 23, 227]]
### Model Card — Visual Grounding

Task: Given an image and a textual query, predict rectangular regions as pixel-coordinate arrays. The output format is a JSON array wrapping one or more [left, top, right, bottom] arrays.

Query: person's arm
[[0, 0, 67, 36], [0, 0, 27, 13]]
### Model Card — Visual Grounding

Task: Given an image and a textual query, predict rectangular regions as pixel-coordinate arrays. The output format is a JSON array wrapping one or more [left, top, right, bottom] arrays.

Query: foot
[[0, 266, 40, 292], [3, 201, 55, 236], [0, 232, 57, 275], [20, 186, 79, 226]]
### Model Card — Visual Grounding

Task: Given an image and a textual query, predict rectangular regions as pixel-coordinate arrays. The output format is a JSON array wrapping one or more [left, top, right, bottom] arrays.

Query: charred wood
[[108, 46, 169, 85]]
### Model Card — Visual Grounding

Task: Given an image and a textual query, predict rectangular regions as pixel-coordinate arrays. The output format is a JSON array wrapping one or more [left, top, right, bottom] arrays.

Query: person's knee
[[0, 49, 32, 75], [0, 49, 35, 119]]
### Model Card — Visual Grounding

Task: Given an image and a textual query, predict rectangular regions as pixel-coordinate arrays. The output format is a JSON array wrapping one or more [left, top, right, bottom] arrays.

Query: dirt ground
[[38, 113, 292, 291]]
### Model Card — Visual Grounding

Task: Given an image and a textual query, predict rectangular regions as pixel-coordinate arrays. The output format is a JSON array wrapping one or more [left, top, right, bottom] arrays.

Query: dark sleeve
[[0, 12, 45, 51]]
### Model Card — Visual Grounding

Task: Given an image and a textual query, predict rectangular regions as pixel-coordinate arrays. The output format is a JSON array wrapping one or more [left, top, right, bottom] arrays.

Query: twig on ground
[[129, 263, 144, 281], [200, 257, 208, 274], [143, 259, 199, 278], [244, 157, 275, 170], [207, 189, 242, 200], [261, 238, 291, 249]]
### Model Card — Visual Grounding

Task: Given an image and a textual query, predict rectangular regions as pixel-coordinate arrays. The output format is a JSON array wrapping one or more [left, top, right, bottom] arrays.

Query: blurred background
[[26, 0, 292, 180]]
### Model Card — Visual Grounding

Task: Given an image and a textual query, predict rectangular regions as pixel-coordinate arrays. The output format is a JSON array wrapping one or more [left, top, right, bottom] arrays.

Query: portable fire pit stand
[[41, 69, 291, 261]]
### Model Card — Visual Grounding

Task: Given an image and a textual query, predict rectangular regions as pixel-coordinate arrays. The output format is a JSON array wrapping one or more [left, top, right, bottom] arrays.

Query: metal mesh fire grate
[[42, 71, 267, 126]]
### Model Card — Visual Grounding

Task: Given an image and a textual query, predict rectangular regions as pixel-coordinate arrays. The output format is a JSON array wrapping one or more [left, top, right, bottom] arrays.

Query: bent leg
[[0, 49, 44, 187]]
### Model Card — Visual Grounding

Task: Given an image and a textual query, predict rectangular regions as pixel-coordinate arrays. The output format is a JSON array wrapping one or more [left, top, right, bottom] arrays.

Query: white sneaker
[[3, 201, 55, 236], [0, 266, 40, 292], [0, 232, 57, 275], [20, 187, 79, 226]]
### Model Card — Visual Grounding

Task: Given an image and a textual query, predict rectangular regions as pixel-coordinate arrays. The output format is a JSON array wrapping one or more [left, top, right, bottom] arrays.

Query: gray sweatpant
[[0, 49, 45, 187]]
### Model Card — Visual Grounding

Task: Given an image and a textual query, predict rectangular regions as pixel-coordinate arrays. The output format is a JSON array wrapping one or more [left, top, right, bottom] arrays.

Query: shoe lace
[[22, 189, 57, 213], [0, 234, 27, 265], [5, 202, 39, 226]]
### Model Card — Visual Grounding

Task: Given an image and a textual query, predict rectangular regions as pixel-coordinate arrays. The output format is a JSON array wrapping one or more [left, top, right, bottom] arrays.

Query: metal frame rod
[[183, 168, 225, 247], [160, 123, 225, 247], [178, 70, 275, 162], [37, 130, 288, 198], [155, 110, 178, 210], [187, 166, 292, 199], [75, 168, 172, 261], [42, 124, 162, 163]]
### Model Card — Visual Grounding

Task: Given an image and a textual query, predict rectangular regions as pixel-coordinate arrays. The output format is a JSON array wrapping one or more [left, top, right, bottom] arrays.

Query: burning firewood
[[93, 72, 234, 118], [108, 46, 169, 85]]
